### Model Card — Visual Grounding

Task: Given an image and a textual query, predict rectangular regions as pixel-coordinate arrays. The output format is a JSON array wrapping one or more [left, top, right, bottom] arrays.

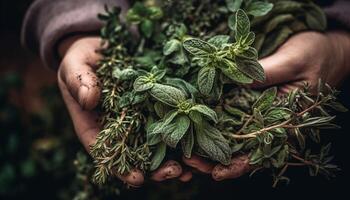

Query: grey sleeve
[[323, 0, 350, 30], [21, 0, 129, 69]]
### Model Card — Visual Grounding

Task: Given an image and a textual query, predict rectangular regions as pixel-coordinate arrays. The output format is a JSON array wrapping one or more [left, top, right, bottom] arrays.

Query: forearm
[[21, 0, 129, 69], [327, 31, 350, 76]]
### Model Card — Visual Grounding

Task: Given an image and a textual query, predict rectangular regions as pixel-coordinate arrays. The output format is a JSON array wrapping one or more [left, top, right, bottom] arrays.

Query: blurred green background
[[1, 1, 350, 199]]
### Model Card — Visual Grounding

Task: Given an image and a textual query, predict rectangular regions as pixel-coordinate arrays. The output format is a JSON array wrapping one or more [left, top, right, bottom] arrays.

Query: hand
[[182, 31, 350, 181], [253, 31, 350, 92], [57, 35, 190, 186]]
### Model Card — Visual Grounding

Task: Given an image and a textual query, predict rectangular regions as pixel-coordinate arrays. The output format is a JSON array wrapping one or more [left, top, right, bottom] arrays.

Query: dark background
[[1, 0, 349, 199]]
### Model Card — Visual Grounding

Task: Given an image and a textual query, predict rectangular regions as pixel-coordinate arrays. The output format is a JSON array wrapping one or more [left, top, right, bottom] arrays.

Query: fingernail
[[78, 85, 89, 108]]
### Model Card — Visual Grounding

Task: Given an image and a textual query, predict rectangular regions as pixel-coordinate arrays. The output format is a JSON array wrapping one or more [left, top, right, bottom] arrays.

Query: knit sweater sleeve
[[21, 0, 129, 69]]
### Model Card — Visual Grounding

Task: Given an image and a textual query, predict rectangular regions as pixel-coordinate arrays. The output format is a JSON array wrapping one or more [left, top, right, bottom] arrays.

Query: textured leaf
[[225, 0, 242, 12], [133, 76, 154, 92], [152, 110, 179, 135], [112, 68, 137, 81], [147, 122, 162, 145], [237, 47, 258, 60], [150, 83, 187, 106], [183, 38, 216, 57], [162, 115, 191, 148], [198, 67, 216, 95], [273, 1, 303, 14], [241, 32, 255, 46], [163, 39, 181, 55], [181, 127, 194, 158], [246, 1, 273, 17], [235, 57, 265, 82], [195, 123, 231, 165], [253, 87, 277, 112], [154, 102, 169, 118], [220, 59, 253, 84], [189, 111, 203, 124], [208, 35, 230, 48], [150, 143, 166, 171], [190, 104, 218, 123], [235, 9, 250, 41]]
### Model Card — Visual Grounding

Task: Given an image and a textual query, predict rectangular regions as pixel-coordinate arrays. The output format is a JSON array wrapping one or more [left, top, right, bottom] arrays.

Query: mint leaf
[[141, 19, 153, 38], [183, 38, 216, 57], [163, 39, 181, 55], [195, 123, 231, 165], [162, 115, 191, 148], [246, 1, 273, 17], [150, 83, 187, 106], [220, 59, 253, 84], [190, 105, 218, 123], [208, 35, 230, 48], [235, 9, 250, 41], [235, 57, 265, 82], [198, 67, 216, 95], [133, 76, 154, 92], [225, 0, 242, 12]]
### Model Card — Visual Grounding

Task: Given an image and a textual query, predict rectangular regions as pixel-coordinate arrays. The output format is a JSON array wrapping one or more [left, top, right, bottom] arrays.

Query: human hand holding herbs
[[70, 0, 348, 187], [57, 35, 192, 186]]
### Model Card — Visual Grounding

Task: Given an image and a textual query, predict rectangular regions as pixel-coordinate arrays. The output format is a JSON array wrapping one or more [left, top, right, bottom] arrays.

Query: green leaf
[[162, 115, 191, 148], [198, 67, 216, 95], [220, 59, 253, 84], [190, 105, 218, 123], [265, 108, 291, 123], [208, 35, 230, 48], [141, 19, 153, 38], [253, 87, 277, 112], [151, 67, 166, 80], [189, 110, 203, 124], [241, 32, 255, 46], [237, 47, 258, 60], [183, 38, 216, 57], [235, 9, 250, 41], [133, 76, 154, 92], [154, 102, 169, 118], [150, 143, 166, 171], [235, 57, 265, 82], [181, 127, 194, 158], [246, 1, 273, 17], [228, 14, 236, 32], [112, 68, 137, 81], [147, 122, 162, 145], [260, 26, 293, 58], [163, 39, 181, 55], [305, 3, 327, 31], [150, 83, 187, 106], [225, 0, 242, 12], [195, 123, 231, 165]]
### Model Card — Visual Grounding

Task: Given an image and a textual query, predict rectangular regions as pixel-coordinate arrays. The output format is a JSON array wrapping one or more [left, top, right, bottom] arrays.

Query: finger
[[252, 49, 301, 88], [117, 169, 144, 187], [58, 74, 100, 150], [179, 170, 193, 182], [59, 43, 102, 110], [182, 155, 214, 174], [212, 154, 251, 181], [151, 160, 183, 181]]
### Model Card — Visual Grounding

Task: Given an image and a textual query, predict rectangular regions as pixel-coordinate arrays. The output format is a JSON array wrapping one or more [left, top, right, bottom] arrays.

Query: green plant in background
[[90, 0, 347, 188]]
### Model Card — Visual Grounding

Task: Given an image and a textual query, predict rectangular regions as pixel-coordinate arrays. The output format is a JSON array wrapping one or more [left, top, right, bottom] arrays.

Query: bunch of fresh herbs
[[91, 0, 347, 187]]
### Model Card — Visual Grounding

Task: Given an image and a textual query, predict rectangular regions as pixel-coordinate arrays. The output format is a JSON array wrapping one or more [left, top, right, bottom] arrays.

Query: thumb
[[59, 49, 101, 110], [252, 50, 299, 88]]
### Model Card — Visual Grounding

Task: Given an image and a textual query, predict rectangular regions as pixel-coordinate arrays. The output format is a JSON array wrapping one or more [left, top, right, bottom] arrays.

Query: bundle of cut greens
[[90, 0, 347, 187]]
